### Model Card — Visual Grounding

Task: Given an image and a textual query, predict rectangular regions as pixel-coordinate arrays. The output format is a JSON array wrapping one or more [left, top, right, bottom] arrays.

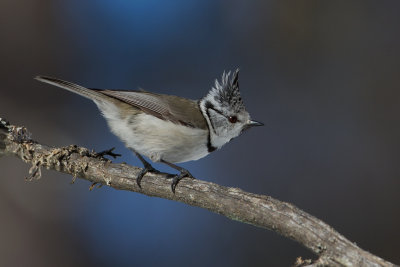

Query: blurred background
[[1, 0, 399, 266]]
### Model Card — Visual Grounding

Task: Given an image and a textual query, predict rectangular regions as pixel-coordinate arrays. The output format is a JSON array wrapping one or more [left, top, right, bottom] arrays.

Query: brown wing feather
[[99, 90, 207, 130]]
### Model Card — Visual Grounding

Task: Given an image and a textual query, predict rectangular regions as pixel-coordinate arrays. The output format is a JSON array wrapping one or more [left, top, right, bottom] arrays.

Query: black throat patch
[[200, 100, 217, 153]]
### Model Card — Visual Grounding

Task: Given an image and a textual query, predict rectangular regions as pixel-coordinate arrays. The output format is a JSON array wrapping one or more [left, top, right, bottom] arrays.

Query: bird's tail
[[35, 76, 105, 102]]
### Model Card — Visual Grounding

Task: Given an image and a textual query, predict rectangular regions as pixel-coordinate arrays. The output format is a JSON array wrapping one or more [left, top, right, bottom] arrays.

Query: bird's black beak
[[248, 120, 264, 127], [242, 120, 264, 132]]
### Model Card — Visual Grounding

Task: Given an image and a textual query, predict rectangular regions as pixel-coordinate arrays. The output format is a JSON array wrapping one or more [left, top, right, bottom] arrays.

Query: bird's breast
[[103, 110, 210, 163]]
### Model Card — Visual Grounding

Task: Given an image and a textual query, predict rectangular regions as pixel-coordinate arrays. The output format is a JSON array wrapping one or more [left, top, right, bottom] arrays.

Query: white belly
[[97, 102, 210, 163]]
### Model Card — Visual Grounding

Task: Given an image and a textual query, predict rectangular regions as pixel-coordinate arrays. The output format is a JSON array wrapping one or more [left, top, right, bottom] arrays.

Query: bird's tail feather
[[35, 75, 105, 102]]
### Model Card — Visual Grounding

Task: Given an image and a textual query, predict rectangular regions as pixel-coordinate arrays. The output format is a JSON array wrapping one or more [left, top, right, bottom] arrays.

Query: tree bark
[[0, 118, 396, 267]]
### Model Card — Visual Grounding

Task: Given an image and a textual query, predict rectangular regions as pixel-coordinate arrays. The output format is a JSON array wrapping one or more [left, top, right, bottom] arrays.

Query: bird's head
[[200, 69, 263, 149]]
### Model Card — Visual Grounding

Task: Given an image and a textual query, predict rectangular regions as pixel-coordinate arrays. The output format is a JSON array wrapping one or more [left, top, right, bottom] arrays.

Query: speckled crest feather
[[209, 69, 245, 113]]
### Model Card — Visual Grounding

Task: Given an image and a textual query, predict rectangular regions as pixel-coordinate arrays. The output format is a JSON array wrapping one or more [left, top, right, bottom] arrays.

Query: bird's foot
[[96, 147, 121, 159], [136, 161, 160, 189], [169, 168, 195, 194]]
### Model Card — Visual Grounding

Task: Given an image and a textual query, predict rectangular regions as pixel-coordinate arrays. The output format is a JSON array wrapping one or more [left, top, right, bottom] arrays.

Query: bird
[[35, 69, 263, 192]]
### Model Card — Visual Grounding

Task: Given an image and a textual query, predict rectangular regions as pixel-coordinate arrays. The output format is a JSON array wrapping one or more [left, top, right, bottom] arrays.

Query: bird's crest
[[207, 69, 245, 113]]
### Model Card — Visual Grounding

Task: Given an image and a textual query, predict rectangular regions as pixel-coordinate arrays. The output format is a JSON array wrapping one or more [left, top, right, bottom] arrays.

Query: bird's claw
[[136, 165, 160, 189], [96, 147, 121, 159], [170, 169, 195, 194]]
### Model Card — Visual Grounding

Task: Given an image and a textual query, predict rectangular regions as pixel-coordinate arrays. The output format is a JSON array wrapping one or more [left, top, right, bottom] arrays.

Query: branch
[[0, 118, 396, 267]]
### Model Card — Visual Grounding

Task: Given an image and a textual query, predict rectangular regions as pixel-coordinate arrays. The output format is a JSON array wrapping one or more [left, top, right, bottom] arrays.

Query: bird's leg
[[131, 150, 159, 188], [160, 160, 195, 193]]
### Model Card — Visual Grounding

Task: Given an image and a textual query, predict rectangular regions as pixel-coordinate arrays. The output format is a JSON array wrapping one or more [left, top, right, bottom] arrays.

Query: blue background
[[1, 0, 400, 266]]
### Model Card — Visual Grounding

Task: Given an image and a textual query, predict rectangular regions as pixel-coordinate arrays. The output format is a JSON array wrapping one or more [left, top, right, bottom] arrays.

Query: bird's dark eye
[[228, 116, 238, 123]]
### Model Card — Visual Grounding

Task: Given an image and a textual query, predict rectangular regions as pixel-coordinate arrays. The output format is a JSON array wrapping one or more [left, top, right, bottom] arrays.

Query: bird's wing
[[99, 90, 208, 129], [35, 76, 207, 129]]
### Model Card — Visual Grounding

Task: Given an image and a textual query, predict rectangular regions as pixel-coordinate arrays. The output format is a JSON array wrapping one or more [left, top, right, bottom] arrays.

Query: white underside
[[95, 101, 210, 163]]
